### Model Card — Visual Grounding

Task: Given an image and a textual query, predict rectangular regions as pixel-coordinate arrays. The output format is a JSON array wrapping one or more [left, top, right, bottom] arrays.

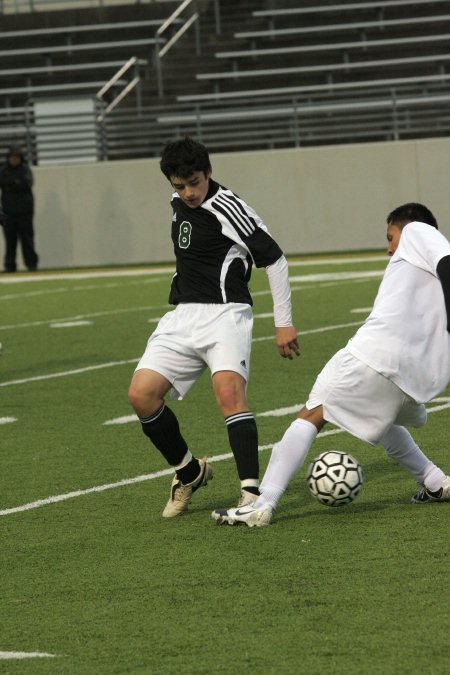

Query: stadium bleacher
[[1, 0, 450, 163]]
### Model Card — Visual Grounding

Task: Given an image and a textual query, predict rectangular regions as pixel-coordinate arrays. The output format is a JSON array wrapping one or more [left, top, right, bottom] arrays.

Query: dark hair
[[160, 136, 212, 180], [6, 145, 24, 160], [386, 202, 438, 229]]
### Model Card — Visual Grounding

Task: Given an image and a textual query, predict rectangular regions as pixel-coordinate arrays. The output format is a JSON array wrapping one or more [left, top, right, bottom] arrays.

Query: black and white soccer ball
[[306, 450, 363, 507]]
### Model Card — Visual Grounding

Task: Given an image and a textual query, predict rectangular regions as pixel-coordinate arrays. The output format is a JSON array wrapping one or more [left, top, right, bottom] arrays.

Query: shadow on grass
[[274, 498, 400, 525]]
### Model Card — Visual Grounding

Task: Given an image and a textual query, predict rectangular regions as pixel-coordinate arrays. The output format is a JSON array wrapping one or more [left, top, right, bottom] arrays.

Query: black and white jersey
[[169, 179, 283, 305]]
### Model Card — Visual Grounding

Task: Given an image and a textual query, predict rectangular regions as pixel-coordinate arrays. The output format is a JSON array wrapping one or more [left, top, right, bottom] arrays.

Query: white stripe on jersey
[[220, 244, 249, 302], [212, 192, 257, 237]]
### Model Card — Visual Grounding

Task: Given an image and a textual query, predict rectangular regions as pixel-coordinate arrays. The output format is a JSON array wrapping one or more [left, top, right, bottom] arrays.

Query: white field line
[[0, 269, 384, 332], [0, 256, 386, 286], [2, 399, 449, 518], [103, 398, 450, 426], [104, 414, 137, 425], [0, 651, 58, 659], [0, 266, 175, 284], [0, 359, 138, 388], [254, 320, 363, 342], [0, 417, 17, 425], [0, 305, 169, 331], [290, 255, 386, 266], [104, 403, 304, 425], [0, 277, 166, 302], [0, 262, 384, 302], [51, 321, 93, 328], [0, 321, 364, 388], [252, 277, 375, 298], [258, 404, 302, 417], [0, 440, 332, 517], [290, 270, 383, 283]]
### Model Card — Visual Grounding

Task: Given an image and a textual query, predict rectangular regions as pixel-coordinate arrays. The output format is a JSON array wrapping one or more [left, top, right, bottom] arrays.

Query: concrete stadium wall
[[4, 136, 450, 270]]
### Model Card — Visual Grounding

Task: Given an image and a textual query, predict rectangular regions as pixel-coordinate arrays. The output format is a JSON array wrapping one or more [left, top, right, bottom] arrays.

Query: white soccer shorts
[[135, 302, 253, 400], [306, 348, 427, 445]]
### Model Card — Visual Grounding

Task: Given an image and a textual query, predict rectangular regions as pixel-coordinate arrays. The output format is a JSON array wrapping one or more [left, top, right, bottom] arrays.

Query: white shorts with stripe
[[306, 348, 427, 445], [135, 302, 253, 400]]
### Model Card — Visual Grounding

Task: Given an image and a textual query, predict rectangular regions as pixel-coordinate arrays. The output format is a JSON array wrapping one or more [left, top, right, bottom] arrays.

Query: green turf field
[[1, 255, 449, 674]]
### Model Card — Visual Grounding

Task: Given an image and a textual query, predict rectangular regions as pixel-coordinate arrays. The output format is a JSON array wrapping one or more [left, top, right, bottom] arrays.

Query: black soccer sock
[[140, 404, 189, 467], [225, 411, 259, 481], [175, 459, 200, 485]]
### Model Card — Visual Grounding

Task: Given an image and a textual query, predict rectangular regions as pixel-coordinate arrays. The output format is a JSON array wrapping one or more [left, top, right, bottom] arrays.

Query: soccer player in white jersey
[[128, 137, 299, 518], [212, 202, 450, 527]]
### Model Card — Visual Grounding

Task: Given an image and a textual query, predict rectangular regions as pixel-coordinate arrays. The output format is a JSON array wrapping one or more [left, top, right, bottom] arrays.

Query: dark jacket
[[0, 146, 34, 215]]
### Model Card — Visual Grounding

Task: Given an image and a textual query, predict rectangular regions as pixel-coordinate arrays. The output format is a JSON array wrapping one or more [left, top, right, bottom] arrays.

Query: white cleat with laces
[[211, 502, 273, 527], [236, 488, 259, 508], [162, 457, 213, 518]]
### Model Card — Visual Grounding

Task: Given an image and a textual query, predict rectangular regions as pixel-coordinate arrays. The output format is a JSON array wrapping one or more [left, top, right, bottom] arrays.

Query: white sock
[[241, 478, 260, 491], [423, 465, 446, 492], [379, 425, 443, 486], [256, 419, 318, 509], [174, 450, 193, 471]]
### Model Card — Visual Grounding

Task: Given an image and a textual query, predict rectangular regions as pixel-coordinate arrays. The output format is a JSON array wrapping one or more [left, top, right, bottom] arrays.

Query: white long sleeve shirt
[[347, 221, 450, 402]]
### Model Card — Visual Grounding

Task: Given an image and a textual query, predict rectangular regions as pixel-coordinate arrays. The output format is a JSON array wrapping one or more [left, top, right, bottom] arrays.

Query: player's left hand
[[275, 326, 300, 360]]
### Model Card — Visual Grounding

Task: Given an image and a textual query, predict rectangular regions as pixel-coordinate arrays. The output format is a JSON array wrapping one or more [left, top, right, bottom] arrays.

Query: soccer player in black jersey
[[128, 137, 299, 518]]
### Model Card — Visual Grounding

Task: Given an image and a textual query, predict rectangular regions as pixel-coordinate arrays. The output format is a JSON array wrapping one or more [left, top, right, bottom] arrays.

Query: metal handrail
[[154, 0, 200, 98], [96, 56, 140, 122], [94, 1, 201, 114], [158, 12, 198, 59], [156, 0, 193, 42], [101, 76, 140, 117], [96, 56, 137, 99]]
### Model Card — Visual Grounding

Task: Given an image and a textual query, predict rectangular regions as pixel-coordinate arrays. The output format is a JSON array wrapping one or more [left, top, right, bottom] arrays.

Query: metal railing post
[[24, 99, 35, 164], [391, 88, 399, 140], [213, 0, 221, 35], [134, 60, 143, 114], [154, 39, 164, 98], [194, 0, 201, 55], [95, 98, 108, 160]]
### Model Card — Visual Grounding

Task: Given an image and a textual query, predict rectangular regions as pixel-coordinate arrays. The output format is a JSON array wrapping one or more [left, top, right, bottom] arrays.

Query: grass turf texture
[[1, 255, 449, 674]]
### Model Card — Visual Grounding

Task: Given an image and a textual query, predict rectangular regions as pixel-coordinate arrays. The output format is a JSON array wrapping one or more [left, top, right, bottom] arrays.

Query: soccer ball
[[306, 450, 363, 507]]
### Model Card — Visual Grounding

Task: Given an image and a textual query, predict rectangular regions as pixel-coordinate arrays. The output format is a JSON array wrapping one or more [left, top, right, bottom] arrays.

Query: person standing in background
[[0, 146, 39, 273]]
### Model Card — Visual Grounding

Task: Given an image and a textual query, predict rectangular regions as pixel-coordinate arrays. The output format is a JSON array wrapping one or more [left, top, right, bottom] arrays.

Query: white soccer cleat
[[211, 502, 273, 527], [411, 475, 450, 503], [162, 457, 213, 518], [236, 488, 259, 508]]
